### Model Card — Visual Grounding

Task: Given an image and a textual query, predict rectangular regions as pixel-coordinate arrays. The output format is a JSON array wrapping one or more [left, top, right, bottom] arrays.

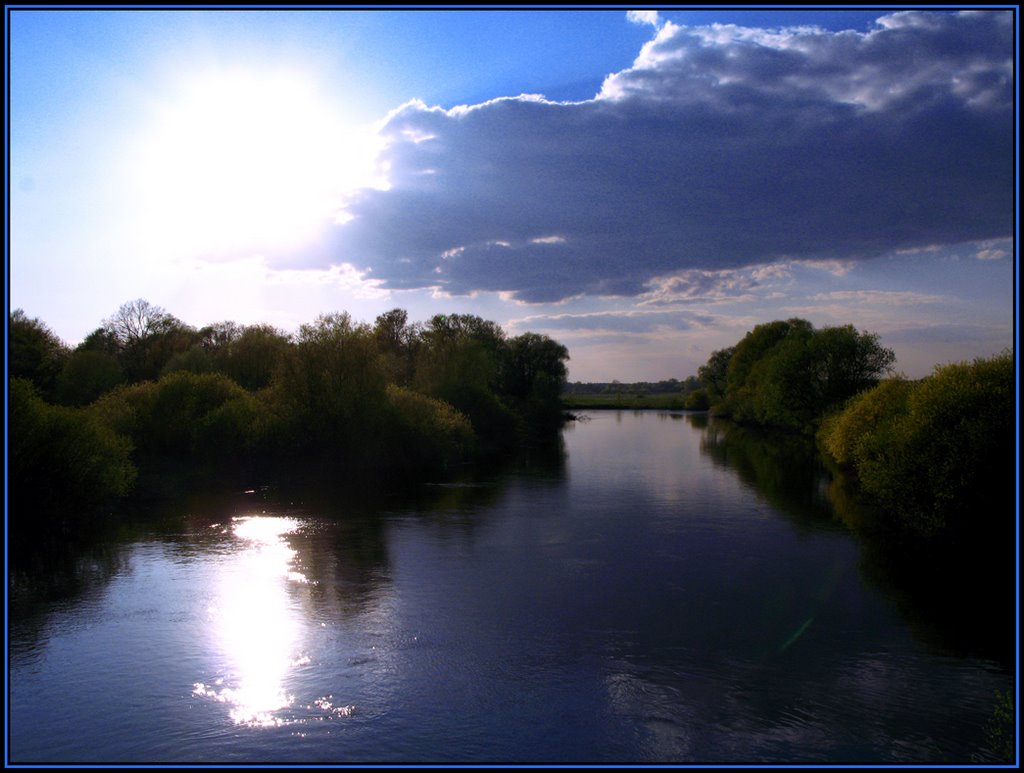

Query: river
[[7, 410, 1014, 764]]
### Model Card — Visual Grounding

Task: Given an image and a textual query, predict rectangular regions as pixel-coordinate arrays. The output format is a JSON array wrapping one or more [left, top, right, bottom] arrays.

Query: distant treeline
[[687, 318, 1014, 540], [9, 301, 570, 540], [562, 377, 700, 395]]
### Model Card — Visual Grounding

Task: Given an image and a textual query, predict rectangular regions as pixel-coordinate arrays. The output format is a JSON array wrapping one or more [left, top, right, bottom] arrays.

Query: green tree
[[9, 309, 69, 399], [79, 326, 123, 356], [502, 332, 569, 399], [502, 332, 570, 435], [374, 308, 420, 386], [697, 346, 734, 404], [222, 324, 291, 391], [414, 313, 518, 450], [55, 348, 125, 405], [9, 378, 136, 534], [273, 312, 389, 456], [710, 319, 894, 431], [683, 389, 710, 410]]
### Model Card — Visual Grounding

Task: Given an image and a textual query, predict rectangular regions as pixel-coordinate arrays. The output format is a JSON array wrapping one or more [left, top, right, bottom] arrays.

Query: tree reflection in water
[[693, 415, 1015, 668]]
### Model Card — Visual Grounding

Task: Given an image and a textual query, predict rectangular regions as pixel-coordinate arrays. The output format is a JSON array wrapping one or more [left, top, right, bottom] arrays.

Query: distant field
[[561, 393, 691, 410]]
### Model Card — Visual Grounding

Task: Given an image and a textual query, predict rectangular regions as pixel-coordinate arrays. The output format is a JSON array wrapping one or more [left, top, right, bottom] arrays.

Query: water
[[8, 411, 1014, 764]]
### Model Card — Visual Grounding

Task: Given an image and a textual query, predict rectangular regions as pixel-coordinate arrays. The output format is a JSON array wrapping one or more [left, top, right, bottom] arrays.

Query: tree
[[198, 321, 242, 353], [415, 313, 507, 397], [101, 299, 197, 381], [501, 333, 570, 436], [697, 346, 734, 404], [707, 318, 895, 431], [102, 296, 177, 344], [223, 324, 291, 391], [56, 348, 125, 406], [373, 308, 410, 354], [103, 299, 178, 346], [374, 308, 420, 386], [79, 326, 123, 356], [9, 309, 69, 399], [502, 332, 569, 399], [273, 312, 388, 454], [720, 319, 812, 423]]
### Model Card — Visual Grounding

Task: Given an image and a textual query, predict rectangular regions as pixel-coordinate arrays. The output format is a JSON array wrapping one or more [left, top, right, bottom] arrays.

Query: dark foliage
[[8, 302, 570, 538]]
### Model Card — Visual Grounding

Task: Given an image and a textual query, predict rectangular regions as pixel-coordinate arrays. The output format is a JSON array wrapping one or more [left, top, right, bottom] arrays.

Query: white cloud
[[626, 10, 662, 29], [809, 290, 948, 306], [975, 243, 1009, 260], [509, 308, 714, 335], [797, 260, 857, 277], [639, 269, 759, 306]]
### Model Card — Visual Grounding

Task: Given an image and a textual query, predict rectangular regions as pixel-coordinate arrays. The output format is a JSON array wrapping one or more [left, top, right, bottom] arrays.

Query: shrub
[[684, 388, 710, 411], [820, 351, 1014, 537], [9, 378, 136, 530], [382, 385, 475, 473], [819, 378, 914, 465], [92, 371, 265, 463]]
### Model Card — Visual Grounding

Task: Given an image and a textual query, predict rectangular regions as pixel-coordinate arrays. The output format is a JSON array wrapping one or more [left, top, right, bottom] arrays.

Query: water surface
[[8, 411, 1013, 764]]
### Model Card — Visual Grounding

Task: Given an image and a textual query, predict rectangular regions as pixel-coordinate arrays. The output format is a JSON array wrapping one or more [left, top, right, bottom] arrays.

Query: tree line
[[562, 377, 701, 396], [9, 301, 570, 540], [687, 317, 1014, 541]]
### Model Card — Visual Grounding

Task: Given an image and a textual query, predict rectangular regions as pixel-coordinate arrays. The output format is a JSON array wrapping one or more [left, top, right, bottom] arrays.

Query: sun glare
[[130, 69, 381, 259], [195, 515, 308, 727]]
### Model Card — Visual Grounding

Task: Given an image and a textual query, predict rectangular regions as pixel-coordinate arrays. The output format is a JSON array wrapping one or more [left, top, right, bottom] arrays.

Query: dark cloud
[[289, 11, 1013, 303]]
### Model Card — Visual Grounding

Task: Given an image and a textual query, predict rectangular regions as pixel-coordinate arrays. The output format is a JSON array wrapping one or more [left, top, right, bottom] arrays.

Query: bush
[[820, 351, 1014, 537], [683, 388, 710, 411], [9, 378, 136, 531], [92, 371, 266, 463], [381, 385, 475, 473], [432, 382, 520, 454], [819, 378, 914, 465]]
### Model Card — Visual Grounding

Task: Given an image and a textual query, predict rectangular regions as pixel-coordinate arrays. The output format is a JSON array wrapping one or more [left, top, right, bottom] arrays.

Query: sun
[[129, 68, 380, 260]]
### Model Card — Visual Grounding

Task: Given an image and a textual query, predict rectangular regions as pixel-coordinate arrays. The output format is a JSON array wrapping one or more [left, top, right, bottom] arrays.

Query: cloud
[[974, 240, 1010, 260], [509, 309, 714, 335], [286, 11, 1013, 305], [626, 10, 662, 29], [638, 264, 798, 306], [809, 290, 948, 306]]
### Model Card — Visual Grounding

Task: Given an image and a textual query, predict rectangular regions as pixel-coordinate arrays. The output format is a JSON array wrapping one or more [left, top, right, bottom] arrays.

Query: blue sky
[[8, 8, 1016, 381]]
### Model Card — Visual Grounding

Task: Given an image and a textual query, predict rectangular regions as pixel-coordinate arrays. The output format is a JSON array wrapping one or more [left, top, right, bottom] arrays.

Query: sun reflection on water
[[194, 515, 309, 727]]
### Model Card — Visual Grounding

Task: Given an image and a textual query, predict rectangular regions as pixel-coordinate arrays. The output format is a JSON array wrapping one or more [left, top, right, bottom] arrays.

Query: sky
[[7, 7, 1017, 382]]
